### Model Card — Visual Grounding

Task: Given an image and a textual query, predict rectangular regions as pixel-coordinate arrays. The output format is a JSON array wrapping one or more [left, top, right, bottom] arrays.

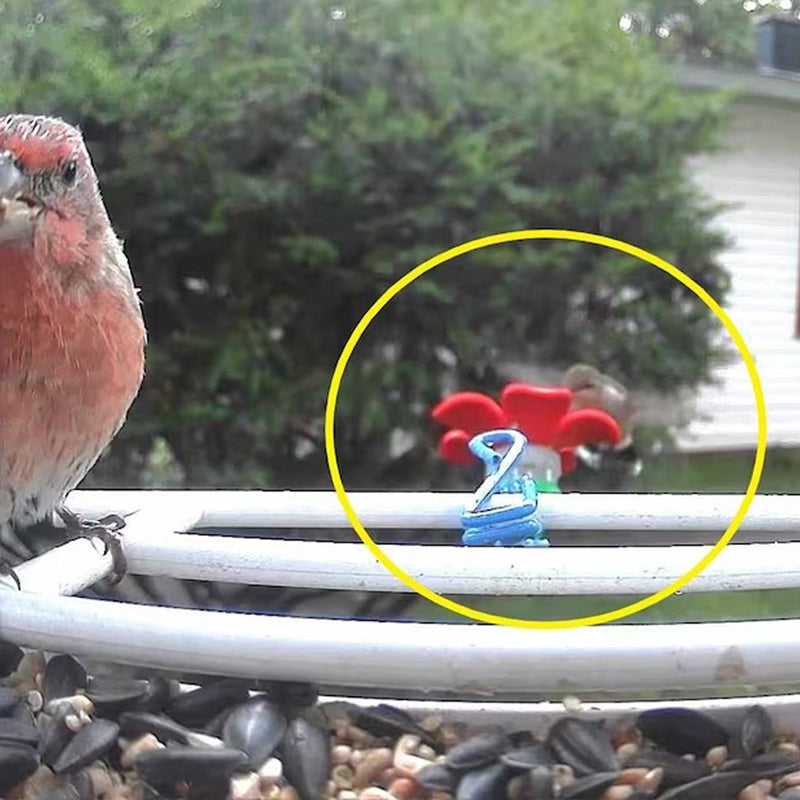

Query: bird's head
[[563, 363, 602, 393], [0, 114, 113, 270], [0, 114, 135, 297]]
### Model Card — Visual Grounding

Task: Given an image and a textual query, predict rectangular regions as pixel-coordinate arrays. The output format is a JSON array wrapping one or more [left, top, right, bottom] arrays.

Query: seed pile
[[1, 644, 800, 800]]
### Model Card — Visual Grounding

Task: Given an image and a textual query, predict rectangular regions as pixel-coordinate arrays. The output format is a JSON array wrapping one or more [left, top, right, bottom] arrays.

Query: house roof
[[676, 62, 800, 106]]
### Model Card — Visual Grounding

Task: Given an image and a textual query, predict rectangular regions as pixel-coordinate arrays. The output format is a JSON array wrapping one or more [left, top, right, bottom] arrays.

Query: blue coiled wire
[[459, 429, 549, 547]]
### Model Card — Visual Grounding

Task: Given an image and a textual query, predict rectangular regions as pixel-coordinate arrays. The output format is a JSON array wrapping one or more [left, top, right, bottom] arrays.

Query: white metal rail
[[66, 489, 800, 531], [4, 590, 800, 693], [0, 491, 799, 702], [23, 491, 800, 595]]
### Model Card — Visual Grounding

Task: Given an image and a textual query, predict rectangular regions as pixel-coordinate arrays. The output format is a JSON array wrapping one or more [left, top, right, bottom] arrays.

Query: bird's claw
[[0, 560, 21, 590], [57, 509, 128, 585]]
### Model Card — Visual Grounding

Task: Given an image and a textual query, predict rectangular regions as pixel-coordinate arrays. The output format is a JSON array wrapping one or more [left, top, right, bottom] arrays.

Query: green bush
[[0, 0, 734, 489]]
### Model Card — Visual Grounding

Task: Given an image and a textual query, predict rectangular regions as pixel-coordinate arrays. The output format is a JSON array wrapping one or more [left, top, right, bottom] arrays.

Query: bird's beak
[[0, 151, 23, 199], [0, 151, 38, 244]]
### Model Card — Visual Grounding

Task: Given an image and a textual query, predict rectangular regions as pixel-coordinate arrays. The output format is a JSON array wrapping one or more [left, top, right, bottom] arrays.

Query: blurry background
[[3, 0, 800, 621]]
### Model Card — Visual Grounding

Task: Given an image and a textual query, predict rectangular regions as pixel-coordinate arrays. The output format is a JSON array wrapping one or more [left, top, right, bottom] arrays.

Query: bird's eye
[[62, 160, 77, 186]]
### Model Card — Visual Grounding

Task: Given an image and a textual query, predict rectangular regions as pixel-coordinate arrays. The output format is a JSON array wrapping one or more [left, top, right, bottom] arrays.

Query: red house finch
[[0, 115, 145, 586]]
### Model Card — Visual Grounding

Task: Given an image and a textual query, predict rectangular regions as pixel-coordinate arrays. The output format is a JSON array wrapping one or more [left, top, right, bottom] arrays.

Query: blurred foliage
[[622, 0, 756, 63], [0, 0, 741, 488], [622, 0, 800, 65]]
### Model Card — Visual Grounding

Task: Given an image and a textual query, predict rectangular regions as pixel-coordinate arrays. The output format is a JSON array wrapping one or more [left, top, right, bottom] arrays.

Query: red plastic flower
[[431, 382, 621, 473]]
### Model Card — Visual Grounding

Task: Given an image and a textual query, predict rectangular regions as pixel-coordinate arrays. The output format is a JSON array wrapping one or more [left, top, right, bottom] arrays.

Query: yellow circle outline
[[324, 229, 767, 629]]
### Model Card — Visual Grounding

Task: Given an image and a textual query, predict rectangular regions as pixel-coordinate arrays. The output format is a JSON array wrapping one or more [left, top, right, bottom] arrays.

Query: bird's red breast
[[0, 240, 145, 488]]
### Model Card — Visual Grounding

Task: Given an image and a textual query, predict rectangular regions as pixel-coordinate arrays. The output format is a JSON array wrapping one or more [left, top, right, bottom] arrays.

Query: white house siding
[[676, 96, 800, 452]]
